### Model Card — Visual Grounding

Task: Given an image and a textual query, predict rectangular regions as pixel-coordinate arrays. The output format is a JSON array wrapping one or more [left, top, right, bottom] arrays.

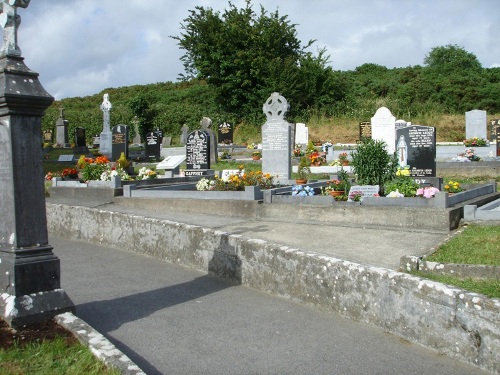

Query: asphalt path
[[52, 236, 486, 375]]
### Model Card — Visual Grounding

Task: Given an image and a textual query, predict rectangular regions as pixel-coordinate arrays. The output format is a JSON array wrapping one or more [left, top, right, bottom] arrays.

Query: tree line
[[41, 0, 499, 144]]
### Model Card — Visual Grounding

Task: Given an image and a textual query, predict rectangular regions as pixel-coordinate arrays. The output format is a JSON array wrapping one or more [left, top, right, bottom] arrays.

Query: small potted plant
[[444, 180, 463, 194], [252, 151, 262, 160], [321, 179, 348, 197], [296, 156, 311, 184], [338, 152, 349, 166]]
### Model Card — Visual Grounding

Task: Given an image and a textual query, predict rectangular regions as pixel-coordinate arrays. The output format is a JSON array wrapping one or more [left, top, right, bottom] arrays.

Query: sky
[[4, 0, 499, 100]]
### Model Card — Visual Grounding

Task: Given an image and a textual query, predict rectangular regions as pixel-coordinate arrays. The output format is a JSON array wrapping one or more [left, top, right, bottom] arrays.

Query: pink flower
[[416, 186, 439, 198]]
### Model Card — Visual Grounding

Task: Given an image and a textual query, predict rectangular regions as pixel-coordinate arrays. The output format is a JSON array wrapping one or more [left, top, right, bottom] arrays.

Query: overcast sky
[[5, 0, 499, 100]]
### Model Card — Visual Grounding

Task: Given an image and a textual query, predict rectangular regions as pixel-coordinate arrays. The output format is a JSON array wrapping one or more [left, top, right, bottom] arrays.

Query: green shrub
[[350, 138, 398, 188]]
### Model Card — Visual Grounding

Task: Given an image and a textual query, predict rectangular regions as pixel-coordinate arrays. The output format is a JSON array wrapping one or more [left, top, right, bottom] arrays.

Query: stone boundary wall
[[46, 203, 500, 374]]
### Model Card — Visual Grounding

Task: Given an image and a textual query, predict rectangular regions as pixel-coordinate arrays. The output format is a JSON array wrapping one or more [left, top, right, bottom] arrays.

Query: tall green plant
[[350, 138, 398, 187]]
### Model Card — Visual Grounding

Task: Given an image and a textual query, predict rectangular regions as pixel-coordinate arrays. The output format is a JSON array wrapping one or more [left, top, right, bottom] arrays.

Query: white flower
[[387, 189, 404, 198]]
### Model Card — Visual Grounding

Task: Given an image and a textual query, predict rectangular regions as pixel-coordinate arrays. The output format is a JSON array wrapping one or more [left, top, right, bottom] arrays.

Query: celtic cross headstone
[[262, 92, 292, 184]]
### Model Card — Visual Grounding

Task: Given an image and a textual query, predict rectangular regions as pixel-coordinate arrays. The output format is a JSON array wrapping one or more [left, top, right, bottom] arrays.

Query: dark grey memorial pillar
[[0, 4, 74, 327]]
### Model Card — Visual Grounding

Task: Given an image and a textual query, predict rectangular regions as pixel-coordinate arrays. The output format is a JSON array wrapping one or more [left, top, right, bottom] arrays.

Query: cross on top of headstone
[[59, 106, 65, 118], [263, 92, 289, 122], [0, 0, 31, 57], [200, 117, 212, 130]]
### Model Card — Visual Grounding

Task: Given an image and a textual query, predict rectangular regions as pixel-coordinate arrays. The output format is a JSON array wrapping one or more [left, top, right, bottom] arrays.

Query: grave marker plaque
[[396, 125, 436, 177], [186, 130, 210, 172], [112, 124, 129, 161], [145, 130, 162, 161], [218, 122, 233, 144]]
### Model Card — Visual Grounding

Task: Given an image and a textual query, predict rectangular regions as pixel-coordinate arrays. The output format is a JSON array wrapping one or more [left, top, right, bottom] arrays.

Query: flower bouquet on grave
[[443, 180, 463, 194], [292, 185, 315, 196], [309, 152, 326, 166], [137, 167, 157, 180], [416, 186, 439, 198], [465, 148, 481, 161], [463, 137, 487, 147], [61, 168, 79, 179], [348, 190, 364, 202], [321, 179, 348, 196]]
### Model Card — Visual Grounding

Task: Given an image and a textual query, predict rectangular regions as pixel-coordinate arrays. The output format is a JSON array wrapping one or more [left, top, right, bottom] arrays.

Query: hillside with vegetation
[[41, 1, 500, 145]]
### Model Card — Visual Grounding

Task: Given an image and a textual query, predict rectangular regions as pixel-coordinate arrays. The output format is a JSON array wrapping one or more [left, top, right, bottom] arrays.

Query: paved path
[[52, 236, 486, 375]]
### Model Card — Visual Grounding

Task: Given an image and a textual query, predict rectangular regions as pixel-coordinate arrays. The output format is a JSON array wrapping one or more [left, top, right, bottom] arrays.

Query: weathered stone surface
[[46, 203, 500, 374]]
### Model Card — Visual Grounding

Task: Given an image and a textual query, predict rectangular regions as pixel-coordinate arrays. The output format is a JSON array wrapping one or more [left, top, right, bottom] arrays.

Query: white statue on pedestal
[[99, 93, 113, 158]]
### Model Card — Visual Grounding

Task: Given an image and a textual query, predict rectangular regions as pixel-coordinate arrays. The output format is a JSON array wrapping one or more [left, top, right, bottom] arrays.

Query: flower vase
[[252, 156, 261, 160], [295, 179, 307, 185], [342, 160, 349, 166], [329, 190, 344, 197]]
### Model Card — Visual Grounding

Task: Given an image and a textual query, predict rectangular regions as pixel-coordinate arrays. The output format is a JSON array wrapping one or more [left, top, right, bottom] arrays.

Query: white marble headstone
[[371, 107, 396, 154], [465, 109, 487, 140], [295, 123, 309, 146]]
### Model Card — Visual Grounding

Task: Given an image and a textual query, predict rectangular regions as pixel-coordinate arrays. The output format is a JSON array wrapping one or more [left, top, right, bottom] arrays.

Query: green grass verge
[[411, 271, 500, 299], [409, 225, 500, 299], [425, 225, 500, 266], [0, 337, 120, 375]]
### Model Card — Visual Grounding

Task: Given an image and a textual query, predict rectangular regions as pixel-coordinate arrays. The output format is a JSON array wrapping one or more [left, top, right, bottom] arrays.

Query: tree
[[129, 95, 155, 139], [172, 0, 337, 122], [424, 44, 482, 73]]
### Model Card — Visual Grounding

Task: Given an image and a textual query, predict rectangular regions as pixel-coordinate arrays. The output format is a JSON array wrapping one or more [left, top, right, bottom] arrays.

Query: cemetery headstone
[[359, 121, 371, 141], [73, 127, 89, 154], [371, 107, 396, 154], [43, 129, 53, 143], [92, 134, 100, 148], [112, 124, 129, 161], [465, 109, 487, 140], [180, 124, 189, 146], [185, 130, 210, 176], [132, 117, 141, 145], [162, 136, 172, 148], [262, 92, 292, 184], [395, 119, 407, 130], [395, 125, 436, 177], [201, 117, 218, 165], [99, 93, 113, 158], [490, 119, 499, 142], [55, 107, 70, 147], [145, 130, 162, 161], [295, 123, 308, 146], [74, 127, 86, 147], [496, 125, 500, 157], [0, 0, 74, 327], [218, 122, 233, 145]]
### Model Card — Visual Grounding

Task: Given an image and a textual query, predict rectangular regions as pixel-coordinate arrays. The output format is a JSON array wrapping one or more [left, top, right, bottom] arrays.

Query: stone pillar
[[0, 24, 74, 327]]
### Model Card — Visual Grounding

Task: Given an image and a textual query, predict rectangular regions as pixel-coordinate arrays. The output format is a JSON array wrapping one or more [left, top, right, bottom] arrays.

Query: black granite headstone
[[145, 130, 162, 161], [74, 127, 86, 147], [112, 124, 129, 161], [359, 121, 372, 141], [395, 125, 436, 177], [186, 130, 210, 171], [218, 122, 233, 144], [496, 125, 500, 157]]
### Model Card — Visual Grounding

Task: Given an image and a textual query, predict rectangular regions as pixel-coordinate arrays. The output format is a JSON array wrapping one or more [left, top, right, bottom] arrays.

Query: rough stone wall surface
[[46, 203, 500, 374]]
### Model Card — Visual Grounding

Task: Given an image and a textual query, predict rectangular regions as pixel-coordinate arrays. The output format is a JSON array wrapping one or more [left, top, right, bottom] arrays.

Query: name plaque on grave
[[396, 125, 436, 177], [186, 130, 210, 170]]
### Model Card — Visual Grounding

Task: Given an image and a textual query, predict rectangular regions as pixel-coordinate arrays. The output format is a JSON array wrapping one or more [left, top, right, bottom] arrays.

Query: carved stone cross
[[0, 0, 31, 57]]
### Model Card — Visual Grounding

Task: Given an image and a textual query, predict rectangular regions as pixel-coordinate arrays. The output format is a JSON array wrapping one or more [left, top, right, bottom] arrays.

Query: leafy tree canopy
[[171, 0, 338, 123], [424, 44, 482, 73]]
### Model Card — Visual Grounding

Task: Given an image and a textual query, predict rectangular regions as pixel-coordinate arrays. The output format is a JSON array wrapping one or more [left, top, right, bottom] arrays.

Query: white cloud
[[1, 0, 498, 99]]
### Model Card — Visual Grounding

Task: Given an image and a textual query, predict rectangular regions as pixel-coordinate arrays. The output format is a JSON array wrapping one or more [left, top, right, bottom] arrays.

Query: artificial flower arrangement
[[396, 166, 410, 176], [252, 151, 262, 158], [464, 148, 480, 161], [196, 177, 216, 191], [100, 167, 131, 181], [416, 186, 439, 198], [309, 151, 326, 166], [61, 168, 79, 179], [463, 137, 487, 147], [196, 167, 275, 192], [78, 155, 110, 181], [386, 190, 405, 198], [293, 144, 304, 157], [348, 190, 364, 201], [444, 180, 463, 193], [137, 167, 157, 180], [292, 185, 315, 196]]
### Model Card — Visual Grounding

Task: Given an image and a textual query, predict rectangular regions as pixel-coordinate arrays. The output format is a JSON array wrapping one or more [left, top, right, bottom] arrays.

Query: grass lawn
[[410, 225, 500, 299], [0, 319, 119, 375]]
